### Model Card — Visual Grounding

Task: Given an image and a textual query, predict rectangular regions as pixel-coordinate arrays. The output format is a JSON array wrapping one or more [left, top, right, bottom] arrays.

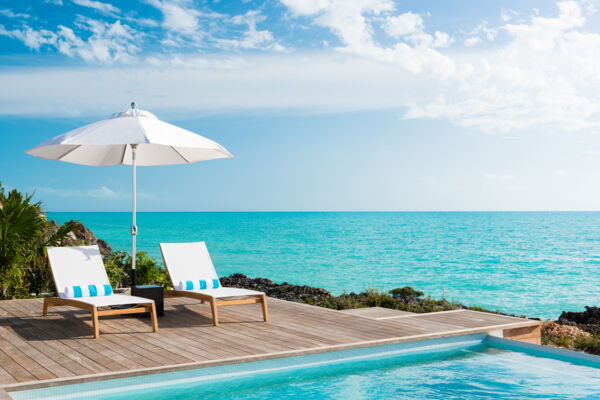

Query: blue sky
[[1, 0, 600, 211]]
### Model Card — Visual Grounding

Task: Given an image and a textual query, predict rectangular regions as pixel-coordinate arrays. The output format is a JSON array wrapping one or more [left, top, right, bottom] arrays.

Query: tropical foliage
[[0, 183, 74, 298], [103, 250, 170, 288]]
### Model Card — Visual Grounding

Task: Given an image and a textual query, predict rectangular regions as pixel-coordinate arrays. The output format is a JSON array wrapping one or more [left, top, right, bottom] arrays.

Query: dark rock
[[42, 219, 112, 256], [557, 306, 600, 335]]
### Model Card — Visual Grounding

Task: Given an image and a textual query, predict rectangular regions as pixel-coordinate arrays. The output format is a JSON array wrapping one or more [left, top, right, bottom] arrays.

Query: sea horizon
[[48, 211, 600, 321]]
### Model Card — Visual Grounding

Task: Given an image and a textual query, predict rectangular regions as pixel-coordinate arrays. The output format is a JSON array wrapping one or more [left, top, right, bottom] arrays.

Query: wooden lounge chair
[[44, 245, 158, 339], [160, 242, 269, 326]]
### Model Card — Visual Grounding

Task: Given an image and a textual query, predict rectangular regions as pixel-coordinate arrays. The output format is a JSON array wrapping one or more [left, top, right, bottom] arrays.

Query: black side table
[[132, 285, 164, 317]]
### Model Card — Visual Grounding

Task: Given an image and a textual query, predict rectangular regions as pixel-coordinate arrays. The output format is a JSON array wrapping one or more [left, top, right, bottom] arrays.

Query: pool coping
[[1, 317, 539, 394]]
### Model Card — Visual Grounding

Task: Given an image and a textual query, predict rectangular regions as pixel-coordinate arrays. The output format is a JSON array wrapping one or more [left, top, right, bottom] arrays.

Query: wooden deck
[[0, 297, 540, 392]]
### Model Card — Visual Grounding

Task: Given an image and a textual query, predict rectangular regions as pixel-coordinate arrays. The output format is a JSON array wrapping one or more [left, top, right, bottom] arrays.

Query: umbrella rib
[[56, 145, 81, 161], [171, 146, 191, 164], [121, 144, 127, 164]]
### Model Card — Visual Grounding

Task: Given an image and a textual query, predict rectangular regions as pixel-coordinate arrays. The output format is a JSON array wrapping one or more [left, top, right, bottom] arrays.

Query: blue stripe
[[186, 280, 194, 290], [88, 285, 98, 297], [212, 279, 220, 289], [199, 280, 207, 290], [73, 286, 82, 298], [103, 284, 112, 295]]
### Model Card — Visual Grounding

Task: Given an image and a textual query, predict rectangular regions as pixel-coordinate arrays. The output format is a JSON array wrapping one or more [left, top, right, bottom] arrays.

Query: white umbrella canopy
[[26, 106, 233, 166], [26, 103, 233, 287]]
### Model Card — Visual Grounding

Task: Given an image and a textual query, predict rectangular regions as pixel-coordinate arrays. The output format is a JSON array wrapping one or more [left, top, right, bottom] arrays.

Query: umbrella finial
[[131, 101, 136, 110]]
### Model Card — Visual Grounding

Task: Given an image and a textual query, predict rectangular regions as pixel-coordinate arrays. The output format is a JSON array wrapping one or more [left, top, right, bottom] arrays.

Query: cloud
[[57, 18, 141, 63], [281, 0, 455, 76], [0, 25, 57, 50], [0, 9, 31, 19], [403, 0, 600, 133], [71, 0, 120, 15], [464, 36, 481, 46], [1, 0, 600, 136], [384, 12, 423, 37], [0, 17, 142, 63], [215, 10, 284, 51]]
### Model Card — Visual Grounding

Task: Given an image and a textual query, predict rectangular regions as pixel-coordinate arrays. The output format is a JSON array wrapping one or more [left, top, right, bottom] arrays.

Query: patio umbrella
[[26, 102, 233, 287]]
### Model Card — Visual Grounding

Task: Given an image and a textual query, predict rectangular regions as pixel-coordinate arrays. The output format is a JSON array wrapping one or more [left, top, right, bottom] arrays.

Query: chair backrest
[[46, 245, 111, 298], [159, 242, 219, 286]]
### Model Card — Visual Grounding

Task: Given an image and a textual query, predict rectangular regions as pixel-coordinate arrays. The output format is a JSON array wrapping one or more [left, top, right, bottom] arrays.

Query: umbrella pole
[[131, 144, 138, 288]]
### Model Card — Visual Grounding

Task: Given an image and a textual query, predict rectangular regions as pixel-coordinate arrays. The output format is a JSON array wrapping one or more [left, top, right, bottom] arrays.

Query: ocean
[[47, 212, 600, 319]]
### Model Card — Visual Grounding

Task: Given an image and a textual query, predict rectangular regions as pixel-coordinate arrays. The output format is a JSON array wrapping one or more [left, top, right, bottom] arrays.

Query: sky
[[1, 0, 600, 211]]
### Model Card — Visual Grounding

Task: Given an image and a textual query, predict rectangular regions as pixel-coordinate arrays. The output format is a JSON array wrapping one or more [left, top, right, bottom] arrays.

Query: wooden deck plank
[[0, 297, 539, 389]]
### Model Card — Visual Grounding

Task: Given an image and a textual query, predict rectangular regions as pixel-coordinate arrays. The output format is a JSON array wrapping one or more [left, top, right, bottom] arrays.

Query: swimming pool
[[9, 334, 600, 400]]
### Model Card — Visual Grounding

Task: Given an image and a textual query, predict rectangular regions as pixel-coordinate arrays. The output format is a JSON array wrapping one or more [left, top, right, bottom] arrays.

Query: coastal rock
[[557, 306, 600, 335], [43, 219, 112, 256], [220, 273, 461, 313], [220, 273, 333, 304]]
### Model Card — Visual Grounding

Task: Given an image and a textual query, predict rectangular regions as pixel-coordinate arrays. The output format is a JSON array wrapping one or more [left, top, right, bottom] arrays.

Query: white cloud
[[0, 25, 57, 50], [71, 0, 120, 15], [464, 36, 481, 46], [384, 12, 423, 37], [57, 18, 141, 63], [146, 0, 203, 41], [404, 0, 600, 133], [281, 0, 455, 76], [215, 10, 284, 51], [1, 17, 142, 63], [1, 0, 600, 137], [0, 9, 31, 19], [501, 9, 520, 22]]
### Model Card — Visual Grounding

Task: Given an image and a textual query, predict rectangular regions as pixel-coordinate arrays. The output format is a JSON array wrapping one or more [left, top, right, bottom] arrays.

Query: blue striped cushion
[[64, 284, 113, 298], [177, 279, 221, 290]]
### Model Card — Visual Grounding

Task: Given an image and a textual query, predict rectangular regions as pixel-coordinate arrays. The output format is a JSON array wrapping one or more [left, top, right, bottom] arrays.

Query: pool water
[[10, 335, 600, 400]]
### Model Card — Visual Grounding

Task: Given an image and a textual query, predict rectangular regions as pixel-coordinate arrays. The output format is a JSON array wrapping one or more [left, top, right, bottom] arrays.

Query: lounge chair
[[44, 245, 158, 338], [160, 242, 269, 326]]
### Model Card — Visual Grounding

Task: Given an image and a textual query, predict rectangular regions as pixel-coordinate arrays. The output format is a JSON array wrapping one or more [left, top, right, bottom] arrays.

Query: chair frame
[[163, 290, 268, 326], [43, 297, 159, 339]]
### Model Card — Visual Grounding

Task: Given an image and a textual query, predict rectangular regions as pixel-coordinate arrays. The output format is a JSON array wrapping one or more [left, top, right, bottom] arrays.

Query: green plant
[[389, 286, 424, 301], [0, 183, 74, 297], [102, 250, 130, 288], [574, 334, 600, 355], [102, 250, 171, 288], [132, 251, 171, 287]]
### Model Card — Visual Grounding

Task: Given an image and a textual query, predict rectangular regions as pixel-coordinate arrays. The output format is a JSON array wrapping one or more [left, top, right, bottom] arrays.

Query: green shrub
[[102, 250, 170, 288], [574, 335, 600, 355], [0, 183, 74, 298]]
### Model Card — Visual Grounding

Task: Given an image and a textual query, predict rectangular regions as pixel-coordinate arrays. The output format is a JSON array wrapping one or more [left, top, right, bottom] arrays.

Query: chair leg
[[261, 294, 269, 322], [43, 298, 49, 317], [210, 298, 219, 326], [92, 307, 100, 339], [149, 303, 159, 333]]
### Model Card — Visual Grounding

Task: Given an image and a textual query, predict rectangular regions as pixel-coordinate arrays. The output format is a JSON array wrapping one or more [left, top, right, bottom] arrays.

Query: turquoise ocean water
[[47, 212, 600, 319]]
